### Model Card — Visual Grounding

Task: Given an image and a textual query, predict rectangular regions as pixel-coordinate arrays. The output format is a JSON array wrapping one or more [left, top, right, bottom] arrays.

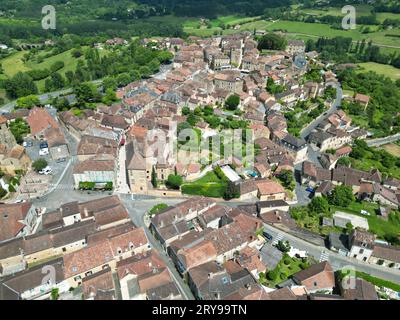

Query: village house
[[256, 179, 287, 201], [0, 145, 31, 175], [354, 93, 370, 110], [73, 156, 116, 190], [77, 135, 118, 162], [26, 107, 59, 140], [348, 229, 375, 262], [44, 127, 70, 161], [82, 267, 117, 300], [286, 40, 306, 55], [213, 70, 243, 94], [0, 202, 38, 243], [63, 226, 149, 287], [291, 261, 335, 293]]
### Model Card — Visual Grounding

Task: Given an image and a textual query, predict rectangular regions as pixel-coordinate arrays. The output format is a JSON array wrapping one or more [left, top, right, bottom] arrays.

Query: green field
[[330, 202, 400, 242], [357, 62, 400, 80], [0, 46, 108, 93], [181, 171, 227, 198]]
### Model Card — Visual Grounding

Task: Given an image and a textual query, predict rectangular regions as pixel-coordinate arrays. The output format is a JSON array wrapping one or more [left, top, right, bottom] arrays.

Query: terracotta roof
[[27, 107, 59, 135], [178, 240, 217, 270], [292, 261, 335, 291], [82, 267, 116, 300], [0, 203, 33, 242], [256, 179, 285, 195], [371, 244, 400, 263]]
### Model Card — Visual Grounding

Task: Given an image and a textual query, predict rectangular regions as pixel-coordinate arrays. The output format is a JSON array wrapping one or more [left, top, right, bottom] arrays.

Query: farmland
[[357, 62, 400, 81]]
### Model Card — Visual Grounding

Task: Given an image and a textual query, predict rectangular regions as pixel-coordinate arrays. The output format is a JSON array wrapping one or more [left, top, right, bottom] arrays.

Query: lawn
[[181, 171, 227, 198], [330, 202, 400, 242], [357, 62, 400, 81], [298, 4, 373, 18], [259, 254, 310, 288]]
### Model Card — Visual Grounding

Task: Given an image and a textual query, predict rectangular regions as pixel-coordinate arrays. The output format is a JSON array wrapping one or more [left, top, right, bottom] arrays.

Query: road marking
[[272, 232, 284, 245], [319, 251, 330, 262]]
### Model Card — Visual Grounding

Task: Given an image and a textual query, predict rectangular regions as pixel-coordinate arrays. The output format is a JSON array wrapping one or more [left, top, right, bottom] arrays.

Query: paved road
[[262, 223, 400, 285], [367, 133, 400, 147], [300, 83, 343, 139]]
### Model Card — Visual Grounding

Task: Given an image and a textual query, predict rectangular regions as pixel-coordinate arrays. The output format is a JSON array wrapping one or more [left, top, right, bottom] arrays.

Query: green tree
[[275, 240, 291, 253], [308, 196, 330, 215], [328, 185, 355, 207], [276, 170, 295, 191], [166, 174, 183, 190], [32, 159, 48, 172], [0, 187, 7, 199], [151, 166, 158, 188], [5, 72, 38, 99], [225, 94, 240, 111], [257, 33, 287, 51], [16, 95, 40, 109]]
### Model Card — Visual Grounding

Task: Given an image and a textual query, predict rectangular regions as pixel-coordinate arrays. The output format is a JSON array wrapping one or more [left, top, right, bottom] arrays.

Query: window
[[363, 257, 367, 262], [117, 248, 122, 255], [62, 247, 66, 252], [359, 249, 364, 254], [314, 282, 318, 287]]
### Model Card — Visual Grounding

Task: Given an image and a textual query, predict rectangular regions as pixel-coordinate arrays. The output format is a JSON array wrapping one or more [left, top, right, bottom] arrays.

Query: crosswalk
[[49, 183, 75, 191], [272, 232, 284, 245], [319, 251, 330, 262]]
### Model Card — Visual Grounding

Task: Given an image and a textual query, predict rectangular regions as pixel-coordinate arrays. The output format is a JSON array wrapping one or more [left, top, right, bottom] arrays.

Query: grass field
[[181, 171, 227, 198], [0, 46, 105, 93], [357, 62, 400, 80], [381, 143, 400, 157], [330, 202, 400, 242]]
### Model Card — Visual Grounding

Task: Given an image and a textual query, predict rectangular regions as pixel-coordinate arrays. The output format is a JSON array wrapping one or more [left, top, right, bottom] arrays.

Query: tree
[[74, 82, 101, 105], [225, 94, 240, 111], [308, 196, 330, 215], [345, 222, 354, 234], [151, 166, 158, 188], [16, 95, 40, 109], [257, 33, 287, 51], [275, 240, 291, 253], [33, 159, 48, 172], [102, 88, 117, 106], [51, 288, 59, 300], [224, 181, 240, 200], [5, 72, 38, 99], [166, 174, 183, 190], [337, 157, 351, 167], [276, 170, 295, 191], [328, 185, 355, 207]]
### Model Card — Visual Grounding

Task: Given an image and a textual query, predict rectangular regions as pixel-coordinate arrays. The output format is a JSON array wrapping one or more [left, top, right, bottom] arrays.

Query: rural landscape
[[0, 0, 399, 305]]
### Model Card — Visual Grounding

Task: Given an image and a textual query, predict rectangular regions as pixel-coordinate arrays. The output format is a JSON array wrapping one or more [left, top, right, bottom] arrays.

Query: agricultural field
[[357, 62, 400, 80], [381, 143, 400, 157]]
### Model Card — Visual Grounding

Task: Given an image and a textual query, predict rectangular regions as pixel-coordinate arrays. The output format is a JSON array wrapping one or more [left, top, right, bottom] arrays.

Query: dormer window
[[129, 242, 135, 250], [117, 248, 122, 255]]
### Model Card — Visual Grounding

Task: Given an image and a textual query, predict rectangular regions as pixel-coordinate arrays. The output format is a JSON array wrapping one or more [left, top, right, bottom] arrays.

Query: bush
[[166, 174, 183, 190], [283, 258, 291, 265], [79, 181, 96, 190], [149, 203, 168, 216], [8, 185, 16, 193], [104, 182, 113, 190], [267, 269, 279, 281], [32, 159, 48, 172], [300, 262, 309, 270]]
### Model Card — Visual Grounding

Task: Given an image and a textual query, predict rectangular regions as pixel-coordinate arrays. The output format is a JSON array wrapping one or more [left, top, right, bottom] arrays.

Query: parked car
[[39, 166, 52, 175], [23, 141, 33, 148], [39, 142, 48, 149], [306, 186, 315, 193], [360, 210, 370, 216], [262, 231, 273, 241], [39, 148, 49, 156], [56, 157, 67, 163]]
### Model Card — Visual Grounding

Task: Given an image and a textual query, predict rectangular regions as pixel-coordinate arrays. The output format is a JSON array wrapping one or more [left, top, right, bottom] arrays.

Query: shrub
[[283, 258, 291, 265], [32, 159, 48, 172], [0, 187, 7, 199], [8, 185, 16, 193], [79, 181, 96, 190], [300, 262, 309, 270]]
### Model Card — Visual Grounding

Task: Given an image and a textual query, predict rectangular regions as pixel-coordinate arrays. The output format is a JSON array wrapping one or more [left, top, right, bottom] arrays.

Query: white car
[[39, 166, 53, 175], [360, 210, 370, 216], [39, 148, 49, 156]]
